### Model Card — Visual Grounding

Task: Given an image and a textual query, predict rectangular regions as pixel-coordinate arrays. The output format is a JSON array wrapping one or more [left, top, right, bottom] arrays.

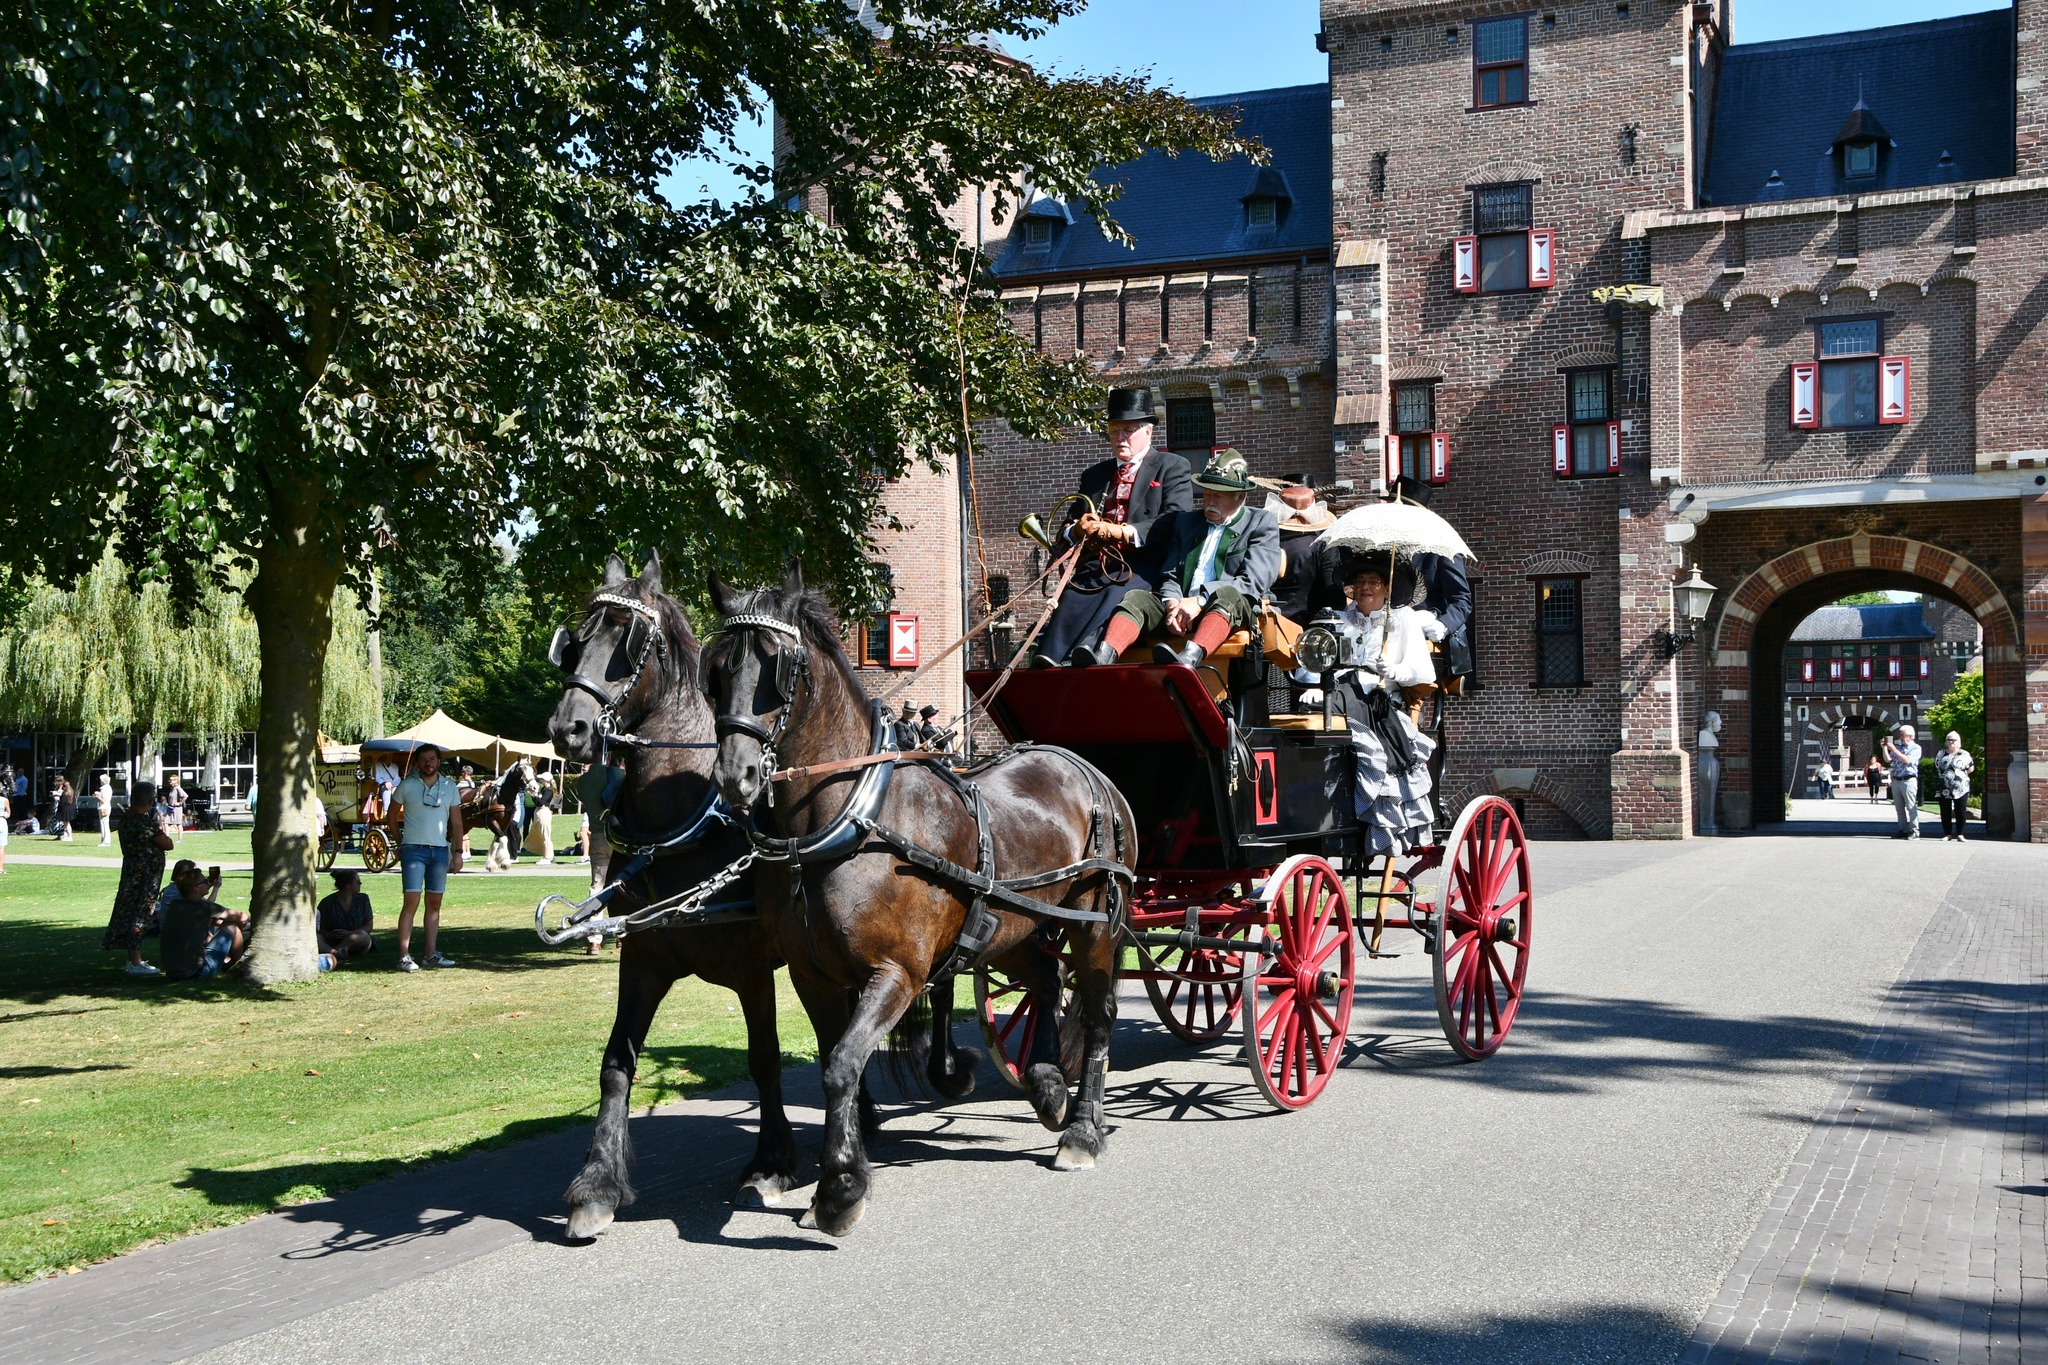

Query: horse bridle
[[551, 591, 670, 747], [709, 612, 809, 792]]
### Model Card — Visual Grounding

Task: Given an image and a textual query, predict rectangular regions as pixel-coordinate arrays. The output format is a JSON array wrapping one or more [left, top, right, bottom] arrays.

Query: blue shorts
[[400, 843, 450, 895], [189, 928, 235, 980]]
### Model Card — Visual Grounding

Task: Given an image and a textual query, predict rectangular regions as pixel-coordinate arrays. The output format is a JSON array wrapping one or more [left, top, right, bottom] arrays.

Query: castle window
[[1392, 381, 1437, 483], [1473, 16, 1529, 108], [1166, 396, 1215, 458], [1566, 369, 1616, 476], [1789, 316, 1909, 430], [1247, 196, 1278, 228], [1843, 140, 1878, 179], [1024, 218, 1052, 249], [1535, 577, 1584, 687]]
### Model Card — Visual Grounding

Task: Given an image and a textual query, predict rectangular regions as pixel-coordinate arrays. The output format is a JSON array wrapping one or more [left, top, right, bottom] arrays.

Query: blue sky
[[664, 2, 2009, 205]]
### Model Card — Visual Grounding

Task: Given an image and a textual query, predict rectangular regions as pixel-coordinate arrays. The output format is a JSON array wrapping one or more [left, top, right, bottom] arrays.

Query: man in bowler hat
[[1033, 387, 1194, 666], [1078, 449, 1282, 668]]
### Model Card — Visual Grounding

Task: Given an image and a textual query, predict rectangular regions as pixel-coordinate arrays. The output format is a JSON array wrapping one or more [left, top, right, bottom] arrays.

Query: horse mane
[[789, 588, 856, 677], [649, 589, 703, 695]]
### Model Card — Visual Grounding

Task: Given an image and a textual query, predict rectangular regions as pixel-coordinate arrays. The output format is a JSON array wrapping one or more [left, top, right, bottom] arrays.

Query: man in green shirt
[[390, 743, 466, 972], [160, 864, 250, 981]]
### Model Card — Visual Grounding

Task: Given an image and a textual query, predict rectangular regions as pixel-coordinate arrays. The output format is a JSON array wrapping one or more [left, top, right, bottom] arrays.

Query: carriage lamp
[[1655, 565, 1717, 658], [1295, 623, 1344, 676]]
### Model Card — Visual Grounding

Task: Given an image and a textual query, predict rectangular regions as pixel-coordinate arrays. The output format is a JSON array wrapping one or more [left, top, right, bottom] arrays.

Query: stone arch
[[1705, 531, 2021, 833], [1521, 549, 1597, 576], [1445, 767, 1611, 840]]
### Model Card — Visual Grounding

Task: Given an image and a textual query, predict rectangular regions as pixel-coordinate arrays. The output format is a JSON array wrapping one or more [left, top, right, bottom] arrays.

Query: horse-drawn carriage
[[964, 625, 1531, 1110], [315, 736, 457, 873]]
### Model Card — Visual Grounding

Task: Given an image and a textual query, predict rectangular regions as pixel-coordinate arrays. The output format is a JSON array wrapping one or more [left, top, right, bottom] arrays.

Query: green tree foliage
[[1924, 669, 1986, 774], [0, 0, 1248, 980], [0, 547, 377, 750], [1830, 591, 1906, 607], [380, 549, 563, 745]]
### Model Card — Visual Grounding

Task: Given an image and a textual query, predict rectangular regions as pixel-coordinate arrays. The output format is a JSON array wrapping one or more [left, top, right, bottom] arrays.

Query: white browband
[[591, 592, 661, 621], [721, 613, 804, 640]]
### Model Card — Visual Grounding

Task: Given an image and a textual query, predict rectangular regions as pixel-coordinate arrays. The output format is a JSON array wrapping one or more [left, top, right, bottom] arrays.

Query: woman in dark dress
[[51, 776, 77, 841], [104, 781, 172, 976]]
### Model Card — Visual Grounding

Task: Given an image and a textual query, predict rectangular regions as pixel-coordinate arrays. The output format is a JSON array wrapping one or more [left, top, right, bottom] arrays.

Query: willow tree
[[0, 1, 1247, 982], [0, 548, 378, 778]]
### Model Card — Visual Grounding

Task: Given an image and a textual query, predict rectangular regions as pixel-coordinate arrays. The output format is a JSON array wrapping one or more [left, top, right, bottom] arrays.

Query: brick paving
[[1684, 841, 2048, 1364]]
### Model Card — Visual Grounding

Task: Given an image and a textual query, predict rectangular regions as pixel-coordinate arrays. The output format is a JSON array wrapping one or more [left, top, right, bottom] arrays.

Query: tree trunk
[[62, 744, 103, 797], [242, 499, 341, 986]]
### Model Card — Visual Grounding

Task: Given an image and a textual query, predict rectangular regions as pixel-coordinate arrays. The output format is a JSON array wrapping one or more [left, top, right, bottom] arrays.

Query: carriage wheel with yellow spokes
[[361, 825, 395, 874]]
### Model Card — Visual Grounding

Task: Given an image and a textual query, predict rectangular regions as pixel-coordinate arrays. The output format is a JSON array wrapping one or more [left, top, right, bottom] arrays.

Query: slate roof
[[990, 83, 1331, 280], [1789, 603, 1937, 643], [1702, 10, 2015, 207]]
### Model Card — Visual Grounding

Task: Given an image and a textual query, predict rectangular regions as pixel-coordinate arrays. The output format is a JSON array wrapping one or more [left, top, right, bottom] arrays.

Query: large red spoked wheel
[[1425, 796, 1532, 1061], [1241, 856, 1356, 1110], [1141, 919, 1256, 1043], [973, 953, 1082, 1092]]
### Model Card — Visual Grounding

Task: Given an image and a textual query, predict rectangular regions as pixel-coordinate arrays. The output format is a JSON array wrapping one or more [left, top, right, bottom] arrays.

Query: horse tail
[[882, 987, 934, 1098]]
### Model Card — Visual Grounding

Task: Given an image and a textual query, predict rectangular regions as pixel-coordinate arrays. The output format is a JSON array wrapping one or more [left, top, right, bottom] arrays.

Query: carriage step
[[1126, 928, 1278, 958]]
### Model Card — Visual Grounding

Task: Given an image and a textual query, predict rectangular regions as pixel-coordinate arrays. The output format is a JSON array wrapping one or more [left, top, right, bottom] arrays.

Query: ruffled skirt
[[1348, 703, 1436, 856]]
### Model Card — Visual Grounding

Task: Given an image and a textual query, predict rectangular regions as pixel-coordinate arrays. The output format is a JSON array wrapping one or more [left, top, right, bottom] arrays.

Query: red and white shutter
[[1790, 362, 1819, 428], [1453, 236, 1479, 294], [1888, 655, 1902, 680], [1859, 657, 1872, 681], [1429, 431, 1450, 484], [1801, 659, 1815, 683], [1527, 229, 1555, 288], [1879, 355, 1911, 424], [1830, 659, 1844, 681], [1605, 420, 1622, 473], [1551, 423, 1570, 477], [1383, 433, 1401, 486], [1919, 656, 1930, 678]]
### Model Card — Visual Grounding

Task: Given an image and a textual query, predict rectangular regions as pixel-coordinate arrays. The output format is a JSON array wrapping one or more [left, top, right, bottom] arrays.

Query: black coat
[[1273, 530, 1347, 623], [1415, 553, 1474, 679], [1067, 449, 1194, 567]]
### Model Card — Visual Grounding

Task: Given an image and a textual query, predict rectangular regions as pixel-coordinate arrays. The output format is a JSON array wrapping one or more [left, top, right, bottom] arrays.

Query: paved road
[[3, 831, 2032, 1362]]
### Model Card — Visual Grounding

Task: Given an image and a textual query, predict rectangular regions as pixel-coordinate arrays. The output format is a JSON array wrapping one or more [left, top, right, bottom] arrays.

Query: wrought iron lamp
[[1655, 565, 1717, 657]]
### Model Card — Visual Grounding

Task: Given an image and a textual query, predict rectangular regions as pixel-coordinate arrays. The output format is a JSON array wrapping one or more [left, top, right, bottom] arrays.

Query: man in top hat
[[1077, 449, 1282, 668], [1033, 387, 1194, 666]]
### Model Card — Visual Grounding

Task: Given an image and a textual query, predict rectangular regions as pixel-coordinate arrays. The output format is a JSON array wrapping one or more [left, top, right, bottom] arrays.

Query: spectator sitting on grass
[[160, 882, 255, 982], [153, 859, 221, 938], [317, 869, 376, 965]]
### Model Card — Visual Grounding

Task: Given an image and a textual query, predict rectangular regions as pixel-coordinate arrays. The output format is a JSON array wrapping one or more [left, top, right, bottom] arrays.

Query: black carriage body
[[965, 667, 1354, 873]]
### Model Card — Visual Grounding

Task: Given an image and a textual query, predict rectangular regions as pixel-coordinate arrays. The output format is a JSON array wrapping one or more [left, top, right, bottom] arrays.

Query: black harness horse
[[544, 553, 801, 1238], [703, 564, 1136, 1237]]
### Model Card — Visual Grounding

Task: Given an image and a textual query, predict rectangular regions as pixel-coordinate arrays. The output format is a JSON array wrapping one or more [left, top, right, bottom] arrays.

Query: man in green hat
[[1076, 449, 1282, 667]]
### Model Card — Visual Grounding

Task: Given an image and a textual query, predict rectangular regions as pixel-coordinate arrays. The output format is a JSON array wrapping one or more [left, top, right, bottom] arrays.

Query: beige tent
[[386, 709, 561, 772]]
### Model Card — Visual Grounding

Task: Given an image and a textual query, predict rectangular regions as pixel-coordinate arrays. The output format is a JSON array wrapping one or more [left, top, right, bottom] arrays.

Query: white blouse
[[1334, 605, 1435, 689]]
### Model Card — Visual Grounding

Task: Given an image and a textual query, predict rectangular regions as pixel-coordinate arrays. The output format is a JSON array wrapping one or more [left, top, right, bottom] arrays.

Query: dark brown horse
[[458, 760, 534, 872], [546, 553, 801, 1239], [704, 565, 1134, 1237]]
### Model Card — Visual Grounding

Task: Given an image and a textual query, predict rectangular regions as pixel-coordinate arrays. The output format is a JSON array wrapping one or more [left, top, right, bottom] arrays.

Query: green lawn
[[12, 822, 571, 865], [0, 863, 815, 1282]]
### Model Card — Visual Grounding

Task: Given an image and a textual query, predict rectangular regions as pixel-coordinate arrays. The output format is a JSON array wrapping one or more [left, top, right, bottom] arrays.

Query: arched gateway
[[1705, 532, 2021, 834]]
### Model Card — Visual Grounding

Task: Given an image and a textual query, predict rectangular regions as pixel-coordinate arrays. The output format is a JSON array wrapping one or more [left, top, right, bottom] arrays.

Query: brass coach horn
[[1019, 492, 1098, 552]]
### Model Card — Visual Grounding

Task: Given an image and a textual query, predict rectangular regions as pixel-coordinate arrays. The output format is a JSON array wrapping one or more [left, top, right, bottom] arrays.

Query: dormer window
[[1024, 218, 1053, 248], [1831, 99, 1892, 184], [1019, 197, 1069, 253], [1239, 167, 1293, 235]]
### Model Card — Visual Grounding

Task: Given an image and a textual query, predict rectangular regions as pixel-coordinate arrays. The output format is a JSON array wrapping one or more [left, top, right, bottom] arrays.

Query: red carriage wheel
[[1241, 855, 1356, 1111], [1426, 796, 1532, 1061], [1141, 919, 1255, 1043], [972, 956, 1081, 1092]]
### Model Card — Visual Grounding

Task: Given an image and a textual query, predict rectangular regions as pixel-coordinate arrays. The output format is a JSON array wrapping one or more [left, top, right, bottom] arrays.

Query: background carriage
[[314, 737, 430, 873], [965, 622, 1532, 1111]]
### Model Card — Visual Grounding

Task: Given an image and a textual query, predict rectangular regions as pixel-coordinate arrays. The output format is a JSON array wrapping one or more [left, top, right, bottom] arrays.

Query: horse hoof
[[808, 1197, 866, 1238], [1052, 1144, 1098, 1172], [735, 1173, 795, 1208], [566, 1202, 615, 1240]]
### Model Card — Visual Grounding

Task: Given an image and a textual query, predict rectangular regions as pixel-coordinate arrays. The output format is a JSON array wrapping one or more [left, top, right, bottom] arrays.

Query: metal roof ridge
[[1723, 8, 2009, 58]]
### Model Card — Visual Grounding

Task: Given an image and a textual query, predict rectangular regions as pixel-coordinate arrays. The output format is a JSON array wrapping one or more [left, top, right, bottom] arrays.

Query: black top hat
[[1106, 387, 1155, 424], [919, 704, 940, 719]]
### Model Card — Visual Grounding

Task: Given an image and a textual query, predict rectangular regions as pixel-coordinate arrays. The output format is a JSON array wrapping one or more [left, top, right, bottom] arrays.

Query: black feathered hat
[[1337, 547, 1421, 608], [1106, 387, 1156, 424]]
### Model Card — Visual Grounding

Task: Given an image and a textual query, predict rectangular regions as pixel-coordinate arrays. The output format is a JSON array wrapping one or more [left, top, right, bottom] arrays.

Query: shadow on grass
[[0, 918, 596, 1007], [0, 1063, 126, 1078]]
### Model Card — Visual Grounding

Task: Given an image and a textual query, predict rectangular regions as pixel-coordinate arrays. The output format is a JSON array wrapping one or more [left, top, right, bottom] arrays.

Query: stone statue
[[1696, 710, 1722, 836]]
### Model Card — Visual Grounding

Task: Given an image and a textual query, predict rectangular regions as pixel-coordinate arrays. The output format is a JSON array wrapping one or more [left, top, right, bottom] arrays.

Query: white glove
[[1415, 610, 1447, 643], [1298, 688, 1324, 707]]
